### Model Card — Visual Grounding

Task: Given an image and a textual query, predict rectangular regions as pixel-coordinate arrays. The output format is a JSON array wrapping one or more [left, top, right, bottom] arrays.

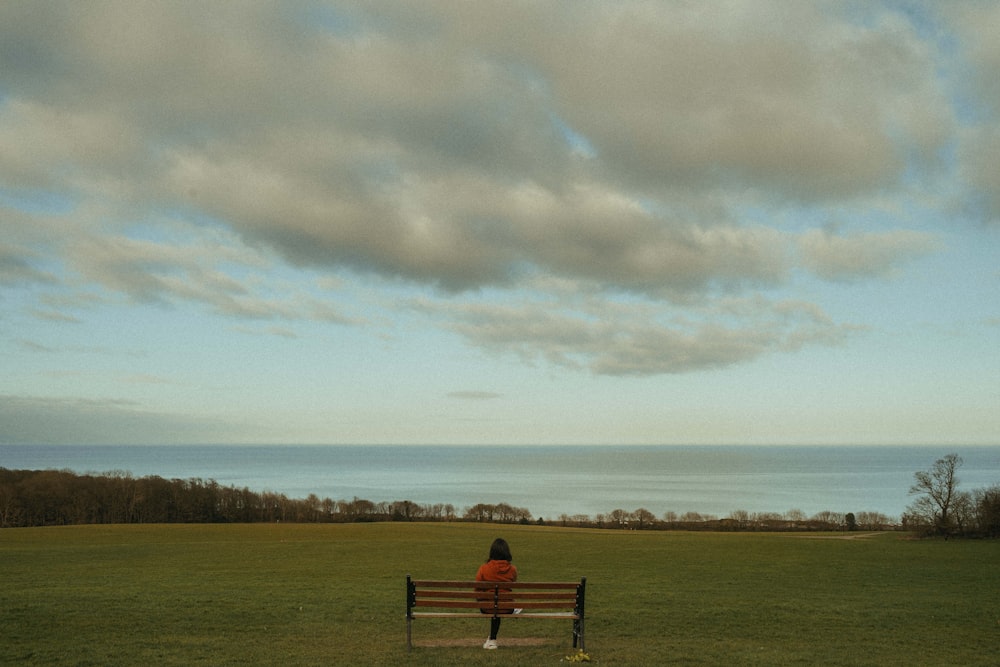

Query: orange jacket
[[475, 559, 518, 613], [476, 559, 518, 584]]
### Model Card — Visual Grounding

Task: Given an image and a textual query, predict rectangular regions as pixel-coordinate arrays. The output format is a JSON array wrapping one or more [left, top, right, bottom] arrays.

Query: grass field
[[2, 522, 999, 665]]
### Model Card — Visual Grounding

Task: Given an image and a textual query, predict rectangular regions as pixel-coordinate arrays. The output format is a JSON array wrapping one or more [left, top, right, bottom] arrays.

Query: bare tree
[[464, 503, 495, 522], [856, 511, 892, 530], [609, 508, 629, 528], [729, 509, 751, 528], [811, 510, 844, 528], [951, 492, 975, 534], [907, 453, 962, 535], [632, 508, 655, 529], [785, 508, 806, 523], [973, 486, 1000, 537]]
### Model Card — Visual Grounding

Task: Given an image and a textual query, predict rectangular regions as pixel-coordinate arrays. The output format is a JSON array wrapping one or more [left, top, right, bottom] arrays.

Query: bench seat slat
[[414, 590, 488, 599], [411, 612, 579, 619], [413, 600, 488, 609], [412, 580, 579, 589], [413, 600, 577, 610], [416, 591, 577, 600]]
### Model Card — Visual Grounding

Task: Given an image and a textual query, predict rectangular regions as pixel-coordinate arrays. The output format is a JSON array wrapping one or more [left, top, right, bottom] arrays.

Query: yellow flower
[[563, 649, 591, 662]]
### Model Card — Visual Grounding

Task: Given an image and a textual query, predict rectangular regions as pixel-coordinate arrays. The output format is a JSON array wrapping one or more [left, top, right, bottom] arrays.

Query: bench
[[405, 575, 586, 651]]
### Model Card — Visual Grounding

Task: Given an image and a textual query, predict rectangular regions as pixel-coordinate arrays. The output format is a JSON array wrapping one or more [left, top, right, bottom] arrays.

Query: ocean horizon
[[3, 444, 999, 521]]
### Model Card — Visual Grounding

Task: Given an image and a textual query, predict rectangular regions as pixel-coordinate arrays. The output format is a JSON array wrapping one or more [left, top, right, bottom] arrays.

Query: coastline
[[3, 444, 999, 521]]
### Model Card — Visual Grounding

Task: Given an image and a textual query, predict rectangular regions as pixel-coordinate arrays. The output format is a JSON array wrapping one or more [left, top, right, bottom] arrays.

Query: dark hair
[[487, 537, 512, 562]]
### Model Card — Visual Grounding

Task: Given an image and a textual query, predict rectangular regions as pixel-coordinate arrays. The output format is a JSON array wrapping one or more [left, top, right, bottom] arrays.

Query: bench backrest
[[406, 577, 586, 617]]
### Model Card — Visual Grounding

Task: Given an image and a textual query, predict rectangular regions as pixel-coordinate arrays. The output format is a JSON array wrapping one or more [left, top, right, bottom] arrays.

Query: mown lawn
[[2, 522, 998, 665]]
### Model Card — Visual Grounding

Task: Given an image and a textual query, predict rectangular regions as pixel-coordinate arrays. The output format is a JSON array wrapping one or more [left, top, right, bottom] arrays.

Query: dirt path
[[794, 531, 886, 540], [415, 637, 554, 648]]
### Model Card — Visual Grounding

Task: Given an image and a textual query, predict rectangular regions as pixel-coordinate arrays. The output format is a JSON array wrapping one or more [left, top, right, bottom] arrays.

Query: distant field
[[2, 523, 999, 665]]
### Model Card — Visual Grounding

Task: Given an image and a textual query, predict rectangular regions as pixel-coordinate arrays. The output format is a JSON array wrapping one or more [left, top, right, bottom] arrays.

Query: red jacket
[[475, 559, 518, 613]]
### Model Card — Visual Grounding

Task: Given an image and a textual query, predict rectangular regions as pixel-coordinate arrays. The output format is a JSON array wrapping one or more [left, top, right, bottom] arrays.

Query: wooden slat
[[410, 612, 495, 618], [413, 600, 488, 609], [414, 590, 486, 599], [413, 602, 577, 611], [411, 580, 578, 589], [415, 590, 575, 599], [411, 612, 579, 619], [413, 600, 576, 608], [492, 591, 577, 600]]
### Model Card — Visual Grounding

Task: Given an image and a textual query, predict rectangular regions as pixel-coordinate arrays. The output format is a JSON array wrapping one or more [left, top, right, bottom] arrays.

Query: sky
[[1, 1, 998, 446]]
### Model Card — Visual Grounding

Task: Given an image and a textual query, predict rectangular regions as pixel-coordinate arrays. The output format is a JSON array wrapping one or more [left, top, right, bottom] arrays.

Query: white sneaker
[[483, 639, 498, 650]]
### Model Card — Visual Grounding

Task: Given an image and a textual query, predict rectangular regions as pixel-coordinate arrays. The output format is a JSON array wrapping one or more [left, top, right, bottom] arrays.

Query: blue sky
[[1, 1, 998, 446]]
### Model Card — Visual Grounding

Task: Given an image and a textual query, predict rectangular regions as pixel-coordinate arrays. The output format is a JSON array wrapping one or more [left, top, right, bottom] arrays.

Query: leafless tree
[[973, 486, 1000, 537], [785, 509, 806, 522], [855, 511, 892, 530], [631, 508, 655, 529], [907, 453, 963, 535], [728, 509, 750, 524], [811, 510, 845, 528], [609, 508, 629, 527]]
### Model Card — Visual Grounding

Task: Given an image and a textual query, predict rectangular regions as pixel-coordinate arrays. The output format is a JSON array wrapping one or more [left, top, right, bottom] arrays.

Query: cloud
[[0, 242, 58, 286], [957, 124, 1000, 224], [797, 228, 940, 283], [0, 2, 955, 286], [942, 3, 1000, 223], [7, 221, 362, 329], [447, 391, 503, 401], [427, 295, 855, 376], [0, 394, 235, 445], [27, 308, 81, 323], [946, 3, 1000, 112], [16, 339, 56, 353], [0, 2, 983, 378], [531, 2, 952, 201], [16, 338, 139, 357], [119, 374, 172, 385]]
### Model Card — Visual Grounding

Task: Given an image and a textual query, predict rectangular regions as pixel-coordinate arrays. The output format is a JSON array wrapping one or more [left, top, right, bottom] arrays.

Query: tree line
[[3, 453, 997, 536], [0, 468, 534, 528], [0, 467, 884, 530], [555, 508, 896, 531]]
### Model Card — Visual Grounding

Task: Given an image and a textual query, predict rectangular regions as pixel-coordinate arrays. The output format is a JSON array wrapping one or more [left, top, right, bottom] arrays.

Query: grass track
[[2, 523, 999, 665]]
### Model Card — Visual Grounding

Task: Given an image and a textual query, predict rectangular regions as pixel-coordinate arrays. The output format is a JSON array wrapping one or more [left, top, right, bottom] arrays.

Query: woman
[[475, 537, 518, 649]]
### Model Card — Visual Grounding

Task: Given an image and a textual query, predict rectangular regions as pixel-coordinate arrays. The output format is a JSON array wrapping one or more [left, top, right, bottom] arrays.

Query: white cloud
[[447, 391, 503, 401], [0, 394, 236, 445], [0, 242, 58, 286], [797, 228, 940, 283], [0, 1, 985, 383], [942, 2, 1000, 223], [426, 294, 855, 376]]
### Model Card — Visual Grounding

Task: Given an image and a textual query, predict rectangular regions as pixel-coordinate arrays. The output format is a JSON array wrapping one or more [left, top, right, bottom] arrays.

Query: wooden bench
[[405, 575, 586, 651]]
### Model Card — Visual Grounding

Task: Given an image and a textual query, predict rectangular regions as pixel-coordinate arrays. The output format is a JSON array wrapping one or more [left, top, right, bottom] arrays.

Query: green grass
[[2, 523, 999, 665]]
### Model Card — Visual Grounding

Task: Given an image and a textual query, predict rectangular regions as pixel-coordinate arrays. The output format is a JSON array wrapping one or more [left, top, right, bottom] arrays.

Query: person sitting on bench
[[475, 537, 518, 649]]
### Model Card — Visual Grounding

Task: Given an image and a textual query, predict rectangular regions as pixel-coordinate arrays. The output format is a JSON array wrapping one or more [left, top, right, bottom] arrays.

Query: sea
[[2, 444, 999, 521]]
